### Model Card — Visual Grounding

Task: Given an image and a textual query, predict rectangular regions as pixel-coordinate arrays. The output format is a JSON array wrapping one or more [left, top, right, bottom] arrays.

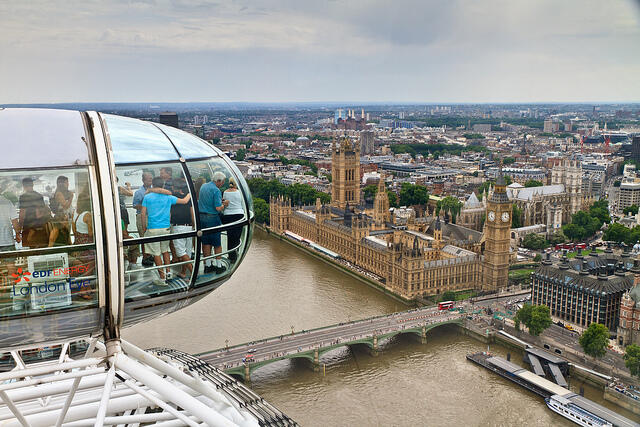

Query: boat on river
[[545, 394, 612, 427]]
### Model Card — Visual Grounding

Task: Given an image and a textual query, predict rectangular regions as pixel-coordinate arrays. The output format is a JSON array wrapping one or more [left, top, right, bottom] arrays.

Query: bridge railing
[[195, 306, 438, 356], [204, 313, 465, 367]]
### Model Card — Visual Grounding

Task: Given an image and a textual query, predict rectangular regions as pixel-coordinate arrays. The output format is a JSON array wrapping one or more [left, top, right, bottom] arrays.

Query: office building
[[632, 135, 640, 162], [532, 250, 635, 331], [159, 112, 179, 128], [360, 131, 375, 155], [618, 181, 640, 211]]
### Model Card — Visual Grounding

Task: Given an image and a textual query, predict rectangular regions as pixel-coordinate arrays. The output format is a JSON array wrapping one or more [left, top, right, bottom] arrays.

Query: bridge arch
[[222, 317, 464, 382]]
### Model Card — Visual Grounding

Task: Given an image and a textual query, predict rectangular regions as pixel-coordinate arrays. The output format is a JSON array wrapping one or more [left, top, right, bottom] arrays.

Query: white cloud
[[1, 0, 639, 102]]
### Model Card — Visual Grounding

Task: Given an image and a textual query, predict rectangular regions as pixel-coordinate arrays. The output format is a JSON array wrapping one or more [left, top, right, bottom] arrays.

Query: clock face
[[488, 211, 495, 222], [501, 212, 510, 222]]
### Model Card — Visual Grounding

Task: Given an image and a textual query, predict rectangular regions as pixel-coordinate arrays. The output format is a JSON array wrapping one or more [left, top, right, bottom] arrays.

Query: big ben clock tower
[[483, 171, 512, 291]]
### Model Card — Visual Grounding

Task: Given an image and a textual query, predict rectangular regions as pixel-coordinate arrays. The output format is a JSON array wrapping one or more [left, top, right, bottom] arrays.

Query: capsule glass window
[[104, 114, 179, 164], [0, 168, 98, 317], [115, 163, 196, 300]]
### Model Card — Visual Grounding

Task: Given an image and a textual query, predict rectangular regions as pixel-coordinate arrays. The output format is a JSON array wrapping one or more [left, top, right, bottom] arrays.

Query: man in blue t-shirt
[[198, 171, 228, 274], [141, 177, 191, 284]]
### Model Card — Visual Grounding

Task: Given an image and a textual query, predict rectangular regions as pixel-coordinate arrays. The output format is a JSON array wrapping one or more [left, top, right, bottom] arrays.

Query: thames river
[[124, 229, 637, 426]]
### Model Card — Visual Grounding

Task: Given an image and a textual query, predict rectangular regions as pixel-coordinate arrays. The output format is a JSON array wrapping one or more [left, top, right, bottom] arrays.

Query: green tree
[[388, 191, 398, 208], [623, 205, 639, 216], [235, 148, 246, 161], [562, 223, 585, 241], [528, 305, 552, 336], [441, 290, 456, 302], [579, 323, 609, 359], [521, 233, 548, 250], [390, 142, 488, 159], [524, 179, 543, 188], [549, 231, 566, 245], [247, 178, 330, 206], [514, 304, 533, 331], [512, 204, 523, 228], [502, 157, 516, 165], [533, 254, 542, 262], [253, 197, 269, 224], [624, 344, 640, 379], [604, 222, 631, 243], [514, 304, 552, 335], [363, 184, 378, 201], [589, 200, 610, 224], [436, 196, 463, 223], [399, 183, 429, 207], [278, 156, 318, 175]]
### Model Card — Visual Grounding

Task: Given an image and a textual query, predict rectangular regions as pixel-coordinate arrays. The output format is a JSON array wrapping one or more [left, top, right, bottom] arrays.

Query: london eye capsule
[[0, 108, 254, 349]]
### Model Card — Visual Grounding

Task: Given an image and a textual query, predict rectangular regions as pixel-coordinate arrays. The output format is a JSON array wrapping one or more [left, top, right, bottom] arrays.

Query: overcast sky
[[2, 0, 639, 103]]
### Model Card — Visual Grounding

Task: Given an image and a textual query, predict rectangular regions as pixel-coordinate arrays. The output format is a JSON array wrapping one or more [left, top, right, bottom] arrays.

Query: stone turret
[[269, 194, 292, 232], [373, 173, 391, 228]]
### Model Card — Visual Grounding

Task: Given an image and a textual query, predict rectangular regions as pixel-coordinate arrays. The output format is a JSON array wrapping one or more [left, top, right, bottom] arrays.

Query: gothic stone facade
[[270, 195, 508, 300]]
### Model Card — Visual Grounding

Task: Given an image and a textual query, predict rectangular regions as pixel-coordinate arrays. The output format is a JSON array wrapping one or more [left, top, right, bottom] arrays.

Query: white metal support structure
[[0, 338, 259, 426]]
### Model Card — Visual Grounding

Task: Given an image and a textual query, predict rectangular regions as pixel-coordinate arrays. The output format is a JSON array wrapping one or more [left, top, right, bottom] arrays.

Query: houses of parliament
[[270, 137, 511, 300]]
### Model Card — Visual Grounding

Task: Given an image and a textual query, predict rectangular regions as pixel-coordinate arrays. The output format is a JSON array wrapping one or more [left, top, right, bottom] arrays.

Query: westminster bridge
[[194, 306, 471, 382]]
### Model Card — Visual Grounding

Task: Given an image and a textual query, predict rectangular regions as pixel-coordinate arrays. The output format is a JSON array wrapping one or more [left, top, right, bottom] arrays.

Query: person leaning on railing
[[221, 177, 244, 263]]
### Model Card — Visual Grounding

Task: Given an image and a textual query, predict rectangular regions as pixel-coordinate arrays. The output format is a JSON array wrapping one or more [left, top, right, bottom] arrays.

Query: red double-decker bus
[[438, 301, 455, 310]]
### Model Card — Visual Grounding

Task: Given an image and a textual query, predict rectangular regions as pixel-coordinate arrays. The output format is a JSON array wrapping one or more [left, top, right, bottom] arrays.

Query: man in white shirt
[[0, 193, 20, 252]]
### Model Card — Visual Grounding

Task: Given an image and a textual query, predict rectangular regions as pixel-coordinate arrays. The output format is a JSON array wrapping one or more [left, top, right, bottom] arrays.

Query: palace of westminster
[[270, 137, 512, 300]]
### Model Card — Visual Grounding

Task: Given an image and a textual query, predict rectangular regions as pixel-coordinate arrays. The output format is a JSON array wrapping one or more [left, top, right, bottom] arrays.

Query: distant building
[[499, 160, 585, 233], [472, 124, 491, 133], [543, 118, 560, 133], [159, 112, 179, 128], [631, 135, 640, 162], [618, 276, 640, 346], [360, 131, 375, 155], [618, 181, 640, 211], [432, 180, 444, 195], [532, 250, 635, 331]]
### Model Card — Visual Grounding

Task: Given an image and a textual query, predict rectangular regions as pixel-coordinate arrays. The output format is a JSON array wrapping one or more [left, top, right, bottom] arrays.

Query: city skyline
[[2, 0, 640, 104]]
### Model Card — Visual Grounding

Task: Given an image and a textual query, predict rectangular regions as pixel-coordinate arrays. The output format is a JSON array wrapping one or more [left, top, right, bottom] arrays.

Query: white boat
[[545, 394, 612, 427]]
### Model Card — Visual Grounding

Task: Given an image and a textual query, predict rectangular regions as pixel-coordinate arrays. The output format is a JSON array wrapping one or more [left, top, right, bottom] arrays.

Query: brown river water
[[124, 229, 638, 426]]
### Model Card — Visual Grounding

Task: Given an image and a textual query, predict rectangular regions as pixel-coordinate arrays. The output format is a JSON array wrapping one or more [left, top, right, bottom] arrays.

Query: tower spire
[[496, 158, 506, 187]]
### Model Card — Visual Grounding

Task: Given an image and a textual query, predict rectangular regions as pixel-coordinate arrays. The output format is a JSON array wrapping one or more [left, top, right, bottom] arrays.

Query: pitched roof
[[464, 192, 482, 208], [507, 184, 565, 201]]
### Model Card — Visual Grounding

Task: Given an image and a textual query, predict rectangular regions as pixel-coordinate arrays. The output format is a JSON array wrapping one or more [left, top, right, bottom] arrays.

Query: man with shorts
[[198, 171, 228, 275], [140, 177, 191, 285], [133, 172, 154, 266], [170, 177, 194, 279]]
